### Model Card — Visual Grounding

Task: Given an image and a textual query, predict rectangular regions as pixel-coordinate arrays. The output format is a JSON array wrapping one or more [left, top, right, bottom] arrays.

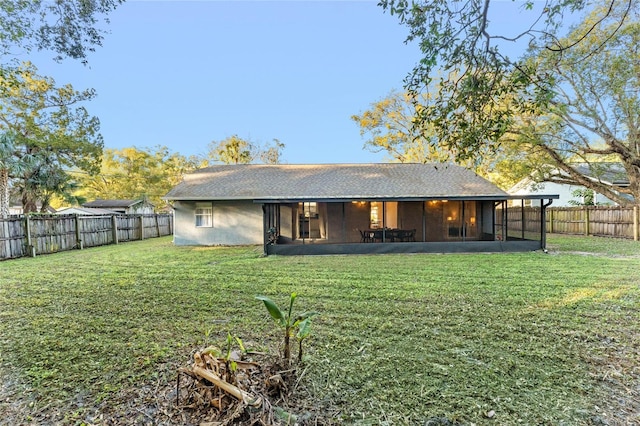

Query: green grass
[[0, 235, 639, 424]]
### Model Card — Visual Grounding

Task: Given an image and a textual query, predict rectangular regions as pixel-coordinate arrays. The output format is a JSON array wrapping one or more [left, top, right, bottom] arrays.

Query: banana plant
[[295, 317, 313, 363], [255, 292, 318, 362]]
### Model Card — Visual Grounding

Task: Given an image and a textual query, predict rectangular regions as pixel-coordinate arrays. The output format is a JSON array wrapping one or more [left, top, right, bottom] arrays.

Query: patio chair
[[358, 229, 372, 243], [397, 229, 415, 242]]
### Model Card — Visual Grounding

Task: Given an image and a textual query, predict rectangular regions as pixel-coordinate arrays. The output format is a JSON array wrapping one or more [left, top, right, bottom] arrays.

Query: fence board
[[493, 205, 638, 241], [546, 206, 638, 239], [0, 213, 173, 260]]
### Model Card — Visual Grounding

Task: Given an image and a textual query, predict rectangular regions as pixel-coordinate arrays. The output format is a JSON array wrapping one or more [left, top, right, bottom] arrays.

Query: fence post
[[634, 205, 639, 242], [75, 215, 83, 250], [140, 215, 144, 240], [584, 206, 590, 236], [155, 214, 160, 237], [24, 214, 35, 257], [112, 215, 119, 245]]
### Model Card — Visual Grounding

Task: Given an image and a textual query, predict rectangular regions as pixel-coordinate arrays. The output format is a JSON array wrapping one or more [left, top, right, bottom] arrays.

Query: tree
[[259, 139, 286, 165], [512, 3, 640, 205], [0, 0, 123, 65], [207, 135, 286, 165], [352, 90, 532, 187], [0, 62, 103, 213], [208, 135, 253, 165], [352, 90, 496, 164], [378, 0, 633, 160], [0, 133, 22, 217], [75, 146, 202, 208]]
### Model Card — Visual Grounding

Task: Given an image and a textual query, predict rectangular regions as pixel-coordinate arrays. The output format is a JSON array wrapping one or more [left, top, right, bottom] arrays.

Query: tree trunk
[[22, 191, 37, 214], [0, 169, 9, 218]]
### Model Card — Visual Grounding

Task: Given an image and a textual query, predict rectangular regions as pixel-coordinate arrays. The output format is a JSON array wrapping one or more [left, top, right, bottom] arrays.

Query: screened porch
[[262, 197, 555, 255]]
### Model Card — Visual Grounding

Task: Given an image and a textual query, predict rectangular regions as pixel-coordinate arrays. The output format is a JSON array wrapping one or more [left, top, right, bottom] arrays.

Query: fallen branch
[[190, 352, 262, 408]]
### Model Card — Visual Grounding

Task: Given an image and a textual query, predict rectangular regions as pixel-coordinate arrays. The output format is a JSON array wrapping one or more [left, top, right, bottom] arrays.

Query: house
[[163, 163, 558, 255], [9, 205, 57, 215], [55, 207, 118, 215], [509, 163, 631, 207], [82, 199, 155, 215]]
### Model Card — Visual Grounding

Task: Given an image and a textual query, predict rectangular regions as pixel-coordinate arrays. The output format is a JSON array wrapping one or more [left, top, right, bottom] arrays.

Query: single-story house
[[509, 162, 631, 207], [163, 163, 558, 256], [55, 206, 118, 215], [82, 199, 155, 215]]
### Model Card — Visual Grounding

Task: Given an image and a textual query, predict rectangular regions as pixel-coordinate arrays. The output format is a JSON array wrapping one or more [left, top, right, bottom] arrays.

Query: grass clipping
[[177, 346, 301, 425]]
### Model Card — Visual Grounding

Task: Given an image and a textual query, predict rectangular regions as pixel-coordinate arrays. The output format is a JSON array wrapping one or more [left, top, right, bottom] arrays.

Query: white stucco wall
[[172, 200, 263, 246]]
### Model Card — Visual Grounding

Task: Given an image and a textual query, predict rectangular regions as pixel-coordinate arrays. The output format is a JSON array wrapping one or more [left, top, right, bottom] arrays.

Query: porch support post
[[341, 202, 346, 243], [541, 198, 554, 250], [504, 201, 508, 241], [462, 201, 466, 242], [262, 204, 268, 255], [382, 201, 386, 242], [491, 201, 500, 241], [421, 201, 425, 242]]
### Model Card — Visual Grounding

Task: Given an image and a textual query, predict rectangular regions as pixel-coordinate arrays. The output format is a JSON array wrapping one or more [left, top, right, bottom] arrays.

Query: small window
[[195, 203, 213, 227]]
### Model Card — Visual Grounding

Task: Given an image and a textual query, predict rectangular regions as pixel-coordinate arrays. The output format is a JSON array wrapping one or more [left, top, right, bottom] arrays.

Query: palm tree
[[0, 133, 18, 218]]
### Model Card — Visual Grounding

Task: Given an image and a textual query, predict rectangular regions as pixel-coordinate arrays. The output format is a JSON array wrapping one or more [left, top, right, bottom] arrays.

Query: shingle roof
[[572, 162, 629, 185], [163, 163, 510, 201], [83, 199, 142, 208]]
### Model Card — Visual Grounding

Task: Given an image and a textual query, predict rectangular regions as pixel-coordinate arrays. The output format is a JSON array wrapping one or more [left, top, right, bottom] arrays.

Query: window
[[195, 203, 213, 227]]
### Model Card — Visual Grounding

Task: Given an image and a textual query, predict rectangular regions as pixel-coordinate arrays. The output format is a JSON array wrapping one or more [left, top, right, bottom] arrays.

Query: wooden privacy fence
[[0, 214, 173, 260], [507, 206, 640, 240]]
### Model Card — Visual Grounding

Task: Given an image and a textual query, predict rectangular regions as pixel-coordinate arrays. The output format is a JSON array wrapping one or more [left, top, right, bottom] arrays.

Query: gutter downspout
[[541, 198, 554, 251]]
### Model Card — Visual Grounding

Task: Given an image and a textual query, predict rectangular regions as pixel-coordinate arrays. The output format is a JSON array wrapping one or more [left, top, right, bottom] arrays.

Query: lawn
[[0, 235, 638, 425]]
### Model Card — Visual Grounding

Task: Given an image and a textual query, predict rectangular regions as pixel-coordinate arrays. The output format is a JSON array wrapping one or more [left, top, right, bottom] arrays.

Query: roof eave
[[164, 194, 557, 203]]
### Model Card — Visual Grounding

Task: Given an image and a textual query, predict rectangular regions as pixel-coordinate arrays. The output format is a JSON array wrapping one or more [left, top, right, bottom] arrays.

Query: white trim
[[195, 202, 213, 228]]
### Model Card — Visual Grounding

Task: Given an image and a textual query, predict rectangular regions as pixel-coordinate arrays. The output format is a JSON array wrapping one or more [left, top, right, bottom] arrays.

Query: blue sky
[[27, 0, 548, 164]]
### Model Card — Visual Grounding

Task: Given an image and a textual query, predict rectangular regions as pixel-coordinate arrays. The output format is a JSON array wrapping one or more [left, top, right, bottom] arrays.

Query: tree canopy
[[0, 62, 103, 215], [73, 146, 202, 209], [0, 0, 123, 65], [510, 2, 640, 205], [0, 1, 122, 216], [378, 0, 634, 160], [207, 136, 286, 165]]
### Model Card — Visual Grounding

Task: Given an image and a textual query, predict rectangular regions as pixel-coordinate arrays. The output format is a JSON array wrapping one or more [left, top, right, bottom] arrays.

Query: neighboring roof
[[509, 162, 630, 194], [164, 163, 551, 202], [572, 162, 629, 185], [83, 199, 148, 208], [56, 207, 118, 215]]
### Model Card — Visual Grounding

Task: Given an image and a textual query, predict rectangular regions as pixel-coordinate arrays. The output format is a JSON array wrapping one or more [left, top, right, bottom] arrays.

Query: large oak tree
[[509, 3, 640, 205], [378, 0, 633, 160]]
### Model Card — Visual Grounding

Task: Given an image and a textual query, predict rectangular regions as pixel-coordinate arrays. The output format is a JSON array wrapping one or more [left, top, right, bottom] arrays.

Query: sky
[[26, 0, 550, 165]]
